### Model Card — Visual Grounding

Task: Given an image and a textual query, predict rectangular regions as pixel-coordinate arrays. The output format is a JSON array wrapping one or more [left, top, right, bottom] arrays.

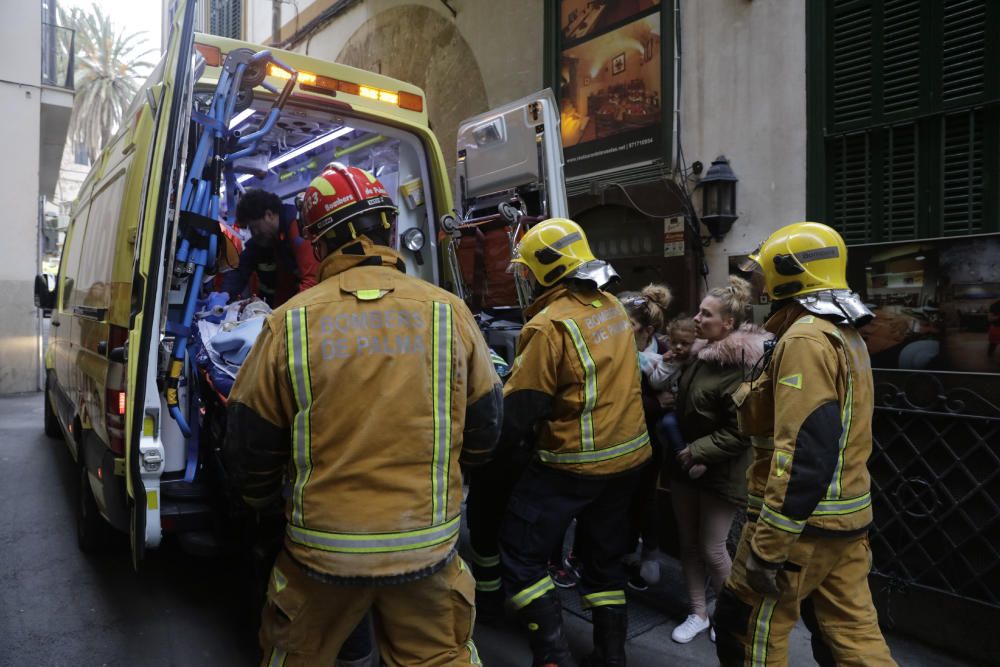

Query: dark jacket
[[672, 324, 771, 504], [221, 207, 319, 307]]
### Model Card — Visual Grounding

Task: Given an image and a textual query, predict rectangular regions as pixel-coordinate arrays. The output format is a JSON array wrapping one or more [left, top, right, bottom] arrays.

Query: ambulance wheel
[[44, 379, 60, 439], [78, 464, 111, 553]]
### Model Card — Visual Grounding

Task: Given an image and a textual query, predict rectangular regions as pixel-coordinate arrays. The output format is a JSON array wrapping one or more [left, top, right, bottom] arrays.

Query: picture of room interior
[[561, 0, 661, 42], [850, 236, 1000, 373], [559, 14, 661, 148]]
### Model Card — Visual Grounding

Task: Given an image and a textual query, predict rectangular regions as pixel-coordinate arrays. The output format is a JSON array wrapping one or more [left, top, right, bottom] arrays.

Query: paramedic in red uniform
[[221, 188, 319, 307]]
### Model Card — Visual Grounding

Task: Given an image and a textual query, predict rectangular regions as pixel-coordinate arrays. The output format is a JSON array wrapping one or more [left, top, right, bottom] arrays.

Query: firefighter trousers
[[500, 461, 639, 612], [465, 446, 525, 595], [259, 550, 481, 666], [715, 522, 897, 667]]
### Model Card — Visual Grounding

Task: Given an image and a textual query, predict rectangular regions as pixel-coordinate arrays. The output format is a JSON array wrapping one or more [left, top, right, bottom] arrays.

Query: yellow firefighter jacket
[[735, 303, 875, 565], [226, 238, 502, 582], [500, 283, 651, 477]]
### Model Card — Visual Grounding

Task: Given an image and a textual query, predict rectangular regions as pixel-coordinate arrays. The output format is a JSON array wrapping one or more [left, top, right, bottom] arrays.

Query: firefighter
[[224, 162, 503, 667], [715, 221, 897, 666], [221, 188, 319, 307], [498, 218, 650, 667], [463, 349, 519, 621]]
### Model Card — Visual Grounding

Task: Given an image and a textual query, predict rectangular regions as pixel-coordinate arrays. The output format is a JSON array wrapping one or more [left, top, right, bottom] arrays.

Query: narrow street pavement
[[0, 393, 973, 666]]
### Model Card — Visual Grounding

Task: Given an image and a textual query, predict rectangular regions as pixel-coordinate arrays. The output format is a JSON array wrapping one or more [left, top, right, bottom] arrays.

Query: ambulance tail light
[[105, 388, 126, 456], [105, 324, 129, 456]]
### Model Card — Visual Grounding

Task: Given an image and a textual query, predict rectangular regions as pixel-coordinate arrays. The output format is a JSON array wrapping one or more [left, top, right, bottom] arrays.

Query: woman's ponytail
[[708, 275, 753, 327]]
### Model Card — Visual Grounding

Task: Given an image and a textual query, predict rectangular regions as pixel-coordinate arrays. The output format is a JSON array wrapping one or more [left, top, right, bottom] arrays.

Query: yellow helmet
[[510, 218, 597, 287], [744, 222, 849, 299]]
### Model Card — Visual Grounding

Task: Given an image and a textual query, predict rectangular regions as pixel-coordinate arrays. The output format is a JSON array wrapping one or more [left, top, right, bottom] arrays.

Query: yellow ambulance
[[34, 0, 566, 566]]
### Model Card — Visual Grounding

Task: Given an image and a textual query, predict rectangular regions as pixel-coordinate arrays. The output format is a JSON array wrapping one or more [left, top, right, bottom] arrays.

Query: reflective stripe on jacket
[[501, 284, 650, 477], [225, 238, 502, 581], [735, 303, 875, 565]]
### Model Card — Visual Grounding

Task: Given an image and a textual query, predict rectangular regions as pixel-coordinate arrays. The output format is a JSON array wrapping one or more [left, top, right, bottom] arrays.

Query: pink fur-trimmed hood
[[695, 323, 772, 369]]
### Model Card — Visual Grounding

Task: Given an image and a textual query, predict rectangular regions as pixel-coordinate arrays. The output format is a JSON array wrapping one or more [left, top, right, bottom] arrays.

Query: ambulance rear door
[[450, 90, 567, 349], [123, 0, 197, 568], [456, 88, 567, 221]]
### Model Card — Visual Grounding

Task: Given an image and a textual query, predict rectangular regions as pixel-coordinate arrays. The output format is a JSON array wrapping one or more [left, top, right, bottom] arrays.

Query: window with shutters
[[209, 0, 242, 40], [808, 0, 1000, 244]]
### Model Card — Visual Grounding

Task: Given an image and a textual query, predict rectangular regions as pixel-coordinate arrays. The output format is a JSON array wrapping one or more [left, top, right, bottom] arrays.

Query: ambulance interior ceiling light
[[228, 108, 256, 129], [235, 126, 354, 184]]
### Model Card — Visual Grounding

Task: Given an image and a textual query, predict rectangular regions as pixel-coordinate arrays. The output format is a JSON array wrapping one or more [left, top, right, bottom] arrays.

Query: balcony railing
[[41, 21, 75, 90]]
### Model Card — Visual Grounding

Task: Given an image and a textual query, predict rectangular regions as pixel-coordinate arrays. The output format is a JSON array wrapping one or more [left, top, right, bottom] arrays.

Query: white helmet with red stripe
[[299, 162, 398, 246]]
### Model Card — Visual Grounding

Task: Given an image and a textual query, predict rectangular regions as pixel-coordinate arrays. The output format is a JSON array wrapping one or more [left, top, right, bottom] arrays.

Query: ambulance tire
[[44, 379, 60, 439], [78, 463, 112, 553]]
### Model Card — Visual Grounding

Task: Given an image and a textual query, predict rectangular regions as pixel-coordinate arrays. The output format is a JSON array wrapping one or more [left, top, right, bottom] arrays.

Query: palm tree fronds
[[60, 3, 156, 161]]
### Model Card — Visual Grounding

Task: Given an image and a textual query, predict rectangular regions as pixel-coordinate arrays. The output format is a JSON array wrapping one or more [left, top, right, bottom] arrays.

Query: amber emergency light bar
[[266, 63, 423, 112]]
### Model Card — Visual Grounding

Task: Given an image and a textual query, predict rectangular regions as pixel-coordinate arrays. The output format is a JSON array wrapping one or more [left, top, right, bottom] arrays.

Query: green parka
[[670, 323, 772, 504]]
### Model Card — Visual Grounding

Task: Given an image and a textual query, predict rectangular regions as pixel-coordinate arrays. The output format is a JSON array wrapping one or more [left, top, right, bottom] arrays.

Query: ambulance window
[[229, 105, 439, 285], [58, 211, 88, 312], [70, 170, 129, 311]]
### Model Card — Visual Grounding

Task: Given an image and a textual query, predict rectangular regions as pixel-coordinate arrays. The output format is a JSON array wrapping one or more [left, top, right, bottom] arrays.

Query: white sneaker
[[711, 626, 716, 643], [671, 614, 711, 643]]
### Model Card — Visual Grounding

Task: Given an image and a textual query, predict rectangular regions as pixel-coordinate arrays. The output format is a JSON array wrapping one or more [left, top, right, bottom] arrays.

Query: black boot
[[475, 586, 506, 625], [585, 605, 627, 667], [517, 591, 577, 667]]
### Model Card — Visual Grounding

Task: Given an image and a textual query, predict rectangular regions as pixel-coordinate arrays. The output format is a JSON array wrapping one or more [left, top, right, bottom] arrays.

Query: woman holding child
[[666, 276, 771, 644], [619, 285, 674, 590]]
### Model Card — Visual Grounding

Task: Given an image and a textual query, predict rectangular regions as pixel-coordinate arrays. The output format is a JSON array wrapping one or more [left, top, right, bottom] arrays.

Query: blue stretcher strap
[[166, 321, 191, 338], [190, 110, 224, 132]]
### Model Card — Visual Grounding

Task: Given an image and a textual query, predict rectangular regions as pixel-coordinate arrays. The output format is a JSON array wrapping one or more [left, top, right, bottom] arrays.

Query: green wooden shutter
[[881, 0, 921, 117], [832, 2, 874, 127], [814, 0, 998, 242], [942, 109, 985, 236], [941, 0, 987, 104], [882, 123, 918, 240], [831, 133, 872, 244]]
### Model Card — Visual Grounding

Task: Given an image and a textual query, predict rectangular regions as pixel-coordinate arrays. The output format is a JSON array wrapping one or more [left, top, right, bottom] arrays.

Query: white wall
[[0, 6, 43, 393], [679, 0, 807, 285], [249, 0, 805, 296], [0, 4, 40, 87]]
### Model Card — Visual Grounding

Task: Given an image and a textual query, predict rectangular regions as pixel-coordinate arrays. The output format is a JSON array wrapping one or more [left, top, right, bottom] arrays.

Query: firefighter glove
[[746, 549, 783, 597]]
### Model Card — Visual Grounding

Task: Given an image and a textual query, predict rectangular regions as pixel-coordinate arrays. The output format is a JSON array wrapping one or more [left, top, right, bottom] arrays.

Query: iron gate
[[869, 370, 1000, 613]]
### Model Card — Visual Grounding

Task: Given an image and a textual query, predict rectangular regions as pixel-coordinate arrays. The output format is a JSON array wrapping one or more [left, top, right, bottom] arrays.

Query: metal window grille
[[869, 371, 1000, 609], [209, 0, 242, 40]]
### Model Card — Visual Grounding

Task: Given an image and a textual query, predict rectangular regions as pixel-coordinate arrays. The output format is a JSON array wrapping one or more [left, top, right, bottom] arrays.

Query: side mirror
[[34, 273, 56, 315]]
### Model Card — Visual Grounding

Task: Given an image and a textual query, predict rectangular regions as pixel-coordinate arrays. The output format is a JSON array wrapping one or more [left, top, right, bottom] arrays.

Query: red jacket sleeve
[[289, 219, 320, 292]]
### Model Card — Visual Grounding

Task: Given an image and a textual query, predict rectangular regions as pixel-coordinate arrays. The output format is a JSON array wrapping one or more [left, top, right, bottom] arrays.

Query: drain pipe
[[672, 0, 682, 173], [272, 0, 282, 45]]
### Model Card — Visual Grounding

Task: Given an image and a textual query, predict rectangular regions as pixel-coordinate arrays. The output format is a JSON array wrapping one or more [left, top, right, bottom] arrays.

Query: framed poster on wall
[[551, 0, 672, 179]]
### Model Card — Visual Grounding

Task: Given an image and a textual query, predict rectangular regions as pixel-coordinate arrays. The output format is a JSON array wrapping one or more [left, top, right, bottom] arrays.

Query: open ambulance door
[[449, 90, 568, 358], [124, 0, 197, 569]]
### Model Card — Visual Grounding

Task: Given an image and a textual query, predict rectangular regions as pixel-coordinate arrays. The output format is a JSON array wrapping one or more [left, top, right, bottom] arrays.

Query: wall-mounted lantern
[[699, 155, 738, 241]]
